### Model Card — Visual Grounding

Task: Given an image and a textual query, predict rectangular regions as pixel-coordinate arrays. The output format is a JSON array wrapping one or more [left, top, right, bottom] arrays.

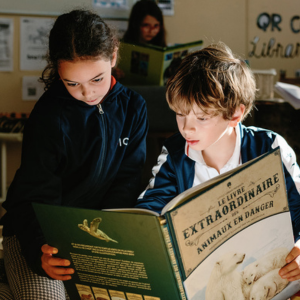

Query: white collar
[[185, 125, 241, 169]]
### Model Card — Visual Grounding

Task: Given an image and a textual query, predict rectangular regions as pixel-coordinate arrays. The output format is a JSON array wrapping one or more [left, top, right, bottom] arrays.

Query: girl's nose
[[81, 85, 93, 97]]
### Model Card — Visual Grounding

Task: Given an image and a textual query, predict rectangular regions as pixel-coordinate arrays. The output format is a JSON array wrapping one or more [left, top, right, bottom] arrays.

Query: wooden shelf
[[0, 133, 23, 203], [0, 133, 23, 142]]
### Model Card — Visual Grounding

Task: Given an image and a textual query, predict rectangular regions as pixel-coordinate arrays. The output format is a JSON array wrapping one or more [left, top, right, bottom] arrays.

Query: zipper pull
[[97, 103, 104, 114]]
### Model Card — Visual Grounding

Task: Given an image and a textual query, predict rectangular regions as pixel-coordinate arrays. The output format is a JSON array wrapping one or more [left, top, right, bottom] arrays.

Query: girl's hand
[[41, 244, 74, 280], [279, 240, 300, 281]]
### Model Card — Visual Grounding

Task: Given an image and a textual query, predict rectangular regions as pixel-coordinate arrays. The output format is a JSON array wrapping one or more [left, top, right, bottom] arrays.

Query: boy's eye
[[197, 117, 207, 121], [67, 82, 79, 87], [176, 113, 185, 117]]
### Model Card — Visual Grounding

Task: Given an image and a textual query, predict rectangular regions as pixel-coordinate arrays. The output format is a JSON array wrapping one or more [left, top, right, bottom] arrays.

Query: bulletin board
[[0, 0, 136, 18]]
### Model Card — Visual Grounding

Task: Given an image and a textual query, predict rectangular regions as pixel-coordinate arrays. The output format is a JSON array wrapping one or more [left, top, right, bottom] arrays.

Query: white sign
[[0, 17, 14, 72], [22, 76, 44, 100], [93, 0, 129, 10], [20, 17, 54, 71]]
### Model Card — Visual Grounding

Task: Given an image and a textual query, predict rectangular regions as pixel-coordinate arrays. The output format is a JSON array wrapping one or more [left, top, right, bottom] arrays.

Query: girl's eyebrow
[[63, 72, 104, 83]]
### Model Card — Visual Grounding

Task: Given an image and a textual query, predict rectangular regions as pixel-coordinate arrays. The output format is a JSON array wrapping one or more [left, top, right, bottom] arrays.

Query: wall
[[164, 0, 247, 55], [247, 0, 300, 78], [1, 0, 300, 189]]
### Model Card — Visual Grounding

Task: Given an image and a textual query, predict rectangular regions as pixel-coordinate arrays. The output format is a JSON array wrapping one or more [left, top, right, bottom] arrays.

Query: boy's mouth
[[186, 139, 199, 146]]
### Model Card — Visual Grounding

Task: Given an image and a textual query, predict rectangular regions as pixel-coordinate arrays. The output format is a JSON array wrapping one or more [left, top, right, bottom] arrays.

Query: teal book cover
[[34, 203, 183, 300]]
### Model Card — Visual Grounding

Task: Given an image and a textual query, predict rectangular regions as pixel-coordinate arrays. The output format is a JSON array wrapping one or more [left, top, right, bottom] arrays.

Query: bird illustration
[[78, 218, 118, 243]]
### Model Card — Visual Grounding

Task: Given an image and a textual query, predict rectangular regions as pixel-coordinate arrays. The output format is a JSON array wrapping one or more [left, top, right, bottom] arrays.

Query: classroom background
[[0, 0, 300, 217]]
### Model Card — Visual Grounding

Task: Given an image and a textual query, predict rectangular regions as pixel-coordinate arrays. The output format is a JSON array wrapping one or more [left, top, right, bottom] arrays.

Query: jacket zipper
[[97, 103, 104, 114], [97, 103, 106, 180]]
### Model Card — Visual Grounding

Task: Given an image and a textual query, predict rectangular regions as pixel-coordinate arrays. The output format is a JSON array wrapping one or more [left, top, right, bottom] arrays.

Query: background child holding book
[[136, 42, 300, 282], [113, 0, 167, 80], [123, 0, 166, 47], [0, 9, 148, 299]]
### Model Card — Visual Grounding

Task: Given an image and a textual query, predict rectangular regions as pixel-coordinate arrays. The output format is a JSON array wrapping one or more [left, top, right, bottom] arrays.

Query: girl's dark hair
[[123, 0, 166, 47], [41, 9, 119, 90]]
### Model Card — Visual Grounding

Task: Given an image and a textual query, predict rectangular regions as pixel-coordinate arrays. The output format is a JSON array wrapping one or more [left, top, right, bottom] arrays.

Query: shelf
[[0, 133, 23, 203], [0, 133, 23, 142], [255, 98, 285, 104]]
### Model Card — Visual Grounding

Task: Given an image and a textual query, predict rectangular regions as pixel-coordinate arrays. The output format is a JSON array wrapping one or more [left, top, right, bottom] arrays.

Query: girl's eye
[[197, 117, 207, 121], [176, 113, 185, 117], [93, 77, 103, 83]]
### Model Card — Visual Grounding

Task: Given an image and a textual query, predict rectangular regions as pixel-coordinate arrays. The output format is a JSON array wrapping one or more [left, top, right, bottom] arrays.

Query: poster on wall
[[92, 0, 129, 10], [157, 0, 174, 16], [0, 17, 13, 72], [22, 76, 44, 101], [20, 17, 54, 71]]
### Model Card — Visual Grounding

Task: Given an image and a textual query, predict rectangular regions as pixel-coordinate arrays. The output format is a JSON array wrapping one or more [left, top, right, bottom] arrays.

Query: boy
[[136, 42, 300, 282]]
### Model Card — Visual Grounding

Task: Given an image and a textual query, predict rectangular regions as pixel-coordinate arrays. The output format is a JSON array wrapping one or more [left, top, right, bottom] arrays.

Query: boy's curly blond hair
[[166, 42, 256, 121]]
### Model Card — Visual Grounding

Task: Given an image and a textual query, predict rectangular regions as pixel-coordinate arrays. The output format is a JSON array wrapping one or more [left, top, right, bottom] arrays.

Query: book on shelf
[[33, 147, 300, 300], [117, 40, 203, 86], [274, 81, 300, 109]]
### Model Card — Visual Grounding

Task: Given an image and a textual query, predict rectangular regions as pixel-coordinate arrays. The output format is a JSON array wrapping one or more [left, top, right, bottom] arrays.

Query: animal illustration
[[242, 275, 252, 300], [243, 247, 289, 285], [249, 268, 289, 300], [206, 251, 245, 300], [78, 218, 118, 243]]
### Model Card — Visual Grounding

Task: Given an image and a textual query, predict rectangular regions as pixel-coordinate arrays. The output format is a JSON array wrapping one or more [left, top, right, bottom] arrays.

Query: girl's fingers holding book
[[41, 243, 58, 255], [41, 254, 74, 280], [41, 244, 74, 280], [43, 255, 71, 267]]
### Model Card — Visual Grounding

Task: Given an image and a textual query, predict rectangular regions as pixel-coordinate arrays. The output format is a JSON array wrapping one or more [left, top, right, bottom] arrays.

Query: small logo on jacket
[[118, 137, 129, 147]]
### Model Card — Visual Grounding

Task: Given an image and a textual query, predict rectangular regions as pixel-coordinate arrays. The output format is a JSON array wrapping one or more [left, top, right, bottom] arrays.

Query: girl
[[123, 0, 167, 47], [1, 9, 148, 300]]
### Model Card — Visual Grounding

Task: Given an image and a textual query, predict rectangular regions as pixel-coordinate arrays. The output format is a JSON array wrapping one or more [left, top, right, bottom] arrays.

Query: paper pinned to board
[[274, 82, 300, 109]]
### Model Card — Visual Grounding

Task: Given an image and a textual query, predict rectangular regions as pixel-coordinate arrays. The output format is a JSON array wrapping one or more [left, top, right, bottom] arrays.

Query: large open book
[[274, 82, 300, 109], [33, 148, 300, 300], [118, 40, 203, 86]]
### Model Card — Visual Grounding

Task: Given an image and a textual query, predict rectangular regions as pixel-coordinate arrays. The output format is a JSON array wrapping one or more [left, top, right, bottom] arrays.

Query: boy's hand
[[41, 244, 74, 280], [279, 240, 300, 281]]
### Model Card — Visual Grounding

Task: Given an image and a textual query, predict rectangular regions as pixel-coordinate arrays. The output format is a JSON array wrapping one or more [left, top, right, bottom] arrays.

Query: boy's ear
[[229, 104, 245, 127], [111, 49, 118, 68]]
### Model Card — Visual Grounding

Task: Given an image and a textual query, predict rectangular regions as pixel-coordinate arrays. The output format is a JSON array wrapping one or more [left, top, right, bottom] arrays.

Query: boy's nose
[[183, 118, 196, 132]]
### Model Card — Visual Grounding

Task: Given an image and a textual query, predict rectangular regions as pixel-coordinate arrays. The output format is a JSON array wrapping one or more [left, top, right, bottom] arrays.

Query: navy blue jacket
[[1, 80, 148, 276], [137, 124, 300, 241]]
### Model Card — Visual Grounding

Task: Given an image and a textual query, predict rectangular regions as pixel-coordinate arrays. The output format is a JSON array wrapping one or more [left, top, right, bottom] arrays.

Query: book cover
[[33, 205, 183, 300], [162, 147, 300, 300], [33, 148, 300, 300], [117, 40, 203, 86]]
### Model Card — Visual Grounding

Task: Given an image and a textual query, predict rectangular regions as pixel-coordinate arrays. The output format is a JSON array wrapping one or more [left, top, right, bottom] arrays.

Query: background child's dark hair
[[123, 0, 166, 47], [41, 9, 119, 90], [166, 42, 257, 121]]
